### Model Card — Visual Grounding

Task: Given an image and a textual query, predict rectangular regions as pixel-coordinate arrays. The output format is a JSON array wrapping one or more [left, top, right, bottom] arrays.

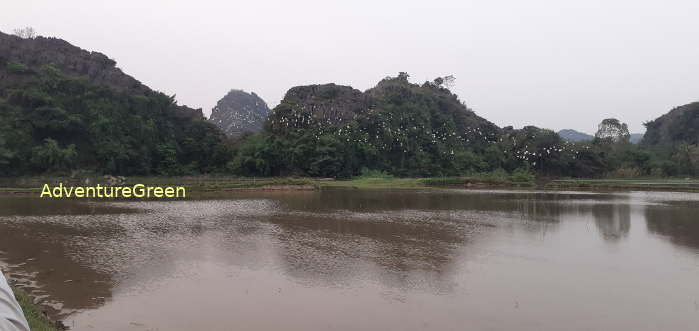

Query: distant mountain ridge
[[558, 129, 643, 144], [558, 129, 594, 142]]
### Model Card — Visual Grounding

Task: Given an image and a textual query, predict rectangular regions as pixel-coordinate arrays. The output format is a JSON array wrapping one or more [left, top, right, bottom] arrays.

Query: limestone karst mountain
[[643, 102, 699, 147], [268, 75, 500, 140], [0, 30, 227, 176], [209, 90, 270, 137], [0, 31, 204, 120], [246, 73, 502, 177]]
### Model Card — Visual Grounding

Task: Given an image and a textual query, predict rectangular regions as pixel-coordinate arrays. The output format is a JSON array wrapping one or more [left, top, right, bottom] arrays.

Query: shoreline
[[1, 176, 699, 195], [7, 284, 63, 331], [0, 178, 697, 331], [2, 258, 63, 330], [544, 178, 699, 192]]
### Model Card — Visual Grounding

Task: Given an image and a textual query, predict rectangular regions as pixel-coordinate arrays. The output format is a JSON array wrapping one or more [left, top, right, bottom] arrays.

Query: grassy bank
[[2, 175, 699, 194], [546, 178, 699, 192], [11, 286, 60, 331], [0, 174, 531, 195], [0, 175, 318, 194], [321, 172, 699, 191], [0, 171, 534, 193], [320, 171, 535, 189], [320, 177, 426, 189]]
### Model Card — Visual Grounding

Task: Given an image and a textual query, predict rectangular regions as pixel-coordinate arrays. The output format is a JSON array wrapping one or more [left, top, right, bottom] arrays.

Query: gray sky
[[3, 0, 698, 133]]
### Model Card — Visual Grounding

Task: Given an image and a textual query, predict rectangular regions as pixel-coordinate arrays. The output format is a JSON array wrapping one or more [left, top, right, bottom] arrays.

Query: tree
[[672, 143, 699, 175], [0, 137, 15, 169], [13, 27, 36, 39], [0, 62, 232, 176], [30, 138, 77, 172], [595, 118, 630, 143]]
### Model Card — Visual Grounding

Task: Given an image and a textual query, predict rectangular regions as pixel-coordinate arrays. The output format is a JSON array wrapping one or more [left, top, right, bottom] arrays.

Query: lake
[[1, 188, 698, 330]]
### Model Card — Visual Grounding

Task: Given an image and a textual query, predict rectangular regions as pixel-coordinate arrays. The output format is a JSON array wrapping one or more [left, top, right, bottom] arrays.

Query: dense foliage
[[230, 74, 502, 177], [3, 29, 694, 180], [228, 74, 699, 179], [229, 74, 597, 178], [640, 102, 699, 176], [2, 60, 697, 179], [0, 62, 231, 176]]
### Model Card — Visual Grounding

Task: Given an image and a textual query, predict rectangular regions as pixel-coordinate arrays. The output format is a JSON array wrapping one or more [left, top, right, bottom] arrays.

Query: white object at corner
[[0, 270, 30, 331]]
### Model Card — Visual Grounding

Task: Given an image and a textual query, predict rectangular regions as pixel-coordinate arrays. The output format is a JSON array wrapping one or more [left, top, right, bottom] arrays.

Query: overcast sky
[[3, 0, 698, 133]]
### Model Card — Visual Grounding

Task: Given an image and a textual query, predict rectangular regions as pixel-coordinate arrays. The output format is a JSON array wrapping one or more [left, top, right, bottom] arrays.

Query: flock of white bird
[[265, 104, 587, 167]]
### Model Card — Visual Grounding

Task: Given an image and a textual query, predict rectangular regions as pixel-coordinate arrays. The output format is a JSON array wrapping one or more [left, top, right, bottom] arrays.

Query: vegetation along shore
[[2, 172, 699, 195], [10, 286, 61, 331], [2, 30, 699, 189]]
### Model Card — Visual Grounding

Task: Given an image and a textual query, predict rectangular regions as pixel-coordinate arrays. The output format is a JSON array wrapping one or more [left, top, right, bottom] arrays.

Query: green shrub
[[509, 167, 535, 183], [422, 177, 464, 185], [357, 168, 394, 179], [30, 138, 77, 172], [608, 167, 643, 178], [482, 168, 509, 182]]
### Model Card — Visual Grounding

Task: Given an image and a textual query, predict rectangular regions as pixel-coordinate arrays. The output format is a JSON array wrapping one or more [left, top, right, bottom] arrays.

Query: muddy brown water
[[0, 189, 698, 331]]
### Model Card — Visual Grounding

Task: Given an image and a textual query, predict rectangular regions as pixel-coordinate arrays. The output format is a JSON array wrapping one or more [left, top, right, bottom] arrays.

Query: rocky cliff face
[[268, 84, 373, 133], [281, 84, 371, 125], [268, 76, 500, 141], [0, 31, 204, 120], [209, 90, 270, 137]]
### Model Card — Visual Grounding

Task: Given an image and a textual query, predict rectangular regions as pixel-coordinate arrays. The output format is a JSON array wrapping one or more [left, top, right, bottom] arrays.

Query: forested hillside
[[0, 31, 230, 176], [230, 73, 598, 177], [641, 102, 699, 175], [643, 102, 699, 147], [1, 30, 696, 179], [230, 74, 497, 177], [229, 74, 697, 178]]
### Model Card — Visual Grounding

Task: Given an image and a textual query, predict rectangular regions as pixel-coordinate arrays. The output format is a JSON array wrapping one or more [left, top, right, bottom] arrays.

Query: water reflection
[[0, 189, 698, 331], [262, 210, 480, 292], [592, 204, 631, 241], [0, 215, 118, 315], [645, 201, 699, 250], [0, 197, 137, 216]]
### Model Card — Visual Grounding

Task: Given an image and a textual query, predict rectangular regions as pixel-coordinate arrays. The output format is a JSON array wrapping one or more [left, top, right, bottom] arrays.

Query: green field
[[2, 175, 699, 195], [546, 178, 699, 191], [320, 174, 534, 189], [0, 176, 318, 194]]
